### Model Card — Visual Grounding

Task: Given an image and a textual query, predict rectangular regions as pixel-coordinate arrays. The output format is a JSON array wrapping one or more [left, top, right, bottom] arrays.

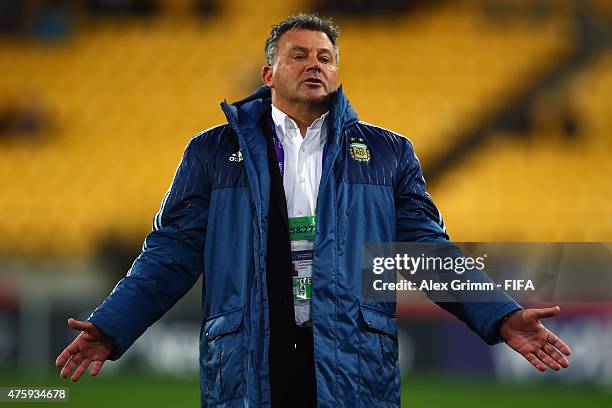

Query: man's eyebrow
[[288, 46, 333, 54]]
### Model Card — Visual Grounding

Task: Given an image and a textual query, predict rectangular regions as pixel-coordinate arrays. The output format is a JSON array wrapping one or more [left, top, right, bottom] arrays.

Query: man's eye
[[319, 56, 331, 63], [292, 54, 306, 60]]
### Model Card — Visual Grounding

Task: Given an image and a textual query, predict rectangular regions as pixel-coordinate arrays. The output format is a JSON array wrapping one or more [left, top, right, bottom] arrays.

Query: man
[[56, 14, 571, 408]]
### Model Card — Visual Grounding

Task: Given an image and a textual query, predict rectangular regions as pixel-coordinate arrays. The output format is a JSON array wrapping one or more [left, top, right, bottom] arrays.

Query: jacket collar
[[221, 85, 359, 138], [218, 85, 359, 228]]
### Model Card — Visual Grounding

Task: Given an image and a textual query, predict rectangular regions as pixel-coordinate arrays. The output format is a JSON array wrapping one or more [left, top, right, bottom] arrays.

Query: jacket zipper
[[220, 102, 265, 408]]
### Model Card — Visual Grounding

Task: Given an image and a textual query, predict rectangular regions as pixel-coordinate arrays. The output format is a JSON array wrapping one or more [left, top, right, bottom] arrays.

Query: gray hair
[[264, 13, 340, 66]]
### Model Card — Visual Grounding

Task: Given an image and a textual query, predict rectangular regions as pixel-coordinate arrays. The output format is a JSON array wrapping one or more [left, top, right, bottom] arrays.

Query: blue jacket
[[88, 86, 521, 407]]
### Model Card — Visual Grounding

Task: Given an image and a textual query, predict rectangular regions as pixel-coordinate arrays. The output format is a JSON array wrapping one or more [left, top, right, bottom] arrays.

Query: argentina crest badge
[[349, 138, 371, 162]]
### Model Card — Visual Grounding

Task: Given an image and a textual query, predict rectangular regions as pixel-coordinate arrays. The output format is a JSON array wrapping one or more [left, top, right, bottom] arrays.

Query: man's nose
[[306, 54, 322, 72]]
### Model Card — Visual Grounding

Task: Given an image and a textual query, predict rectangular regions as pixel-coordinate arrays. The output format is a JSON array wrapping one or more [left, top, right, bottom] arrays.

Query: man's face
[[262, 29, 339, 107]]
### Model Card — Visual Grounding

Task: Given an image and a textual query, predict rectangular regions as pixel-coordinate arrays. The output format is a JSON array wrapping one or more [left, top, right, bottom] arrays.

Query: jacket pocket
[[203, 307, 246, 405], [358, 303, 401, 403]]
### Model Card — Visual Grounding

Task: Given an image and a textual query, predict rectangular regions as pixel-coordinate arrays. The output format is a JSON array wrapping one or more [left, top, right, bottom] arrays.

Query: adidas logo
[[229, 151, 243, 162]]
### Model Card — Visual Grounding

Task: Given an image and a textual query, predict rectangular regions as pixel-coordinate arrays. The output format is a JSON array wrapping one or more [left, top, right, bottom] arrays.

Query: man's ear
[[261, 65, 273, 87]]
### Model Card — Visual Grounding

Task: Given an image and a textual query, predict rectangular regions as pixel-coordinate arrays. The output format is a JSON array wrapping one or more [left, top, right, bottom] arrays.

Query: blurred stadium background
[[0, 0, 611, 406]]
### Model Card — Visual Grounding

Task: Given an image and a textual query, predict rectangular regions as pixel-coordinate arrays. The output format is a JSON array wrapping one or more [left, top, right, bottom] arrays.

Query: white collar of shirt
[[270, 104, 329, 146]]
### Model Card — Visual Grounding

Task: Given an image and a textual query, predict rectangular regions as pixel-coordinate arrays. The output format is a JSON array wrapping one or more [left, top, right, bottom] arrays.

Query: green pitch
[[0, 371, 609, 407]]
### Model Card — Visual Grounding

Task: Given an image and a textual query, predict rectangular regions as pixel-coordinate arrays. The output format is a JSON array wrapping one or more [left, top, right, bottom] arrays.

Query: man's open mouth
[[303, 78, 324, 85]]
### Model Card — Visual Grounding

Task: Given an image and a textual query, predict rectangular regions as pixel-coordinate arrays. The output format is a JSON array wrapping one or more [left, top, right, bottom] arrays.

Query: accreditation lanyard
[[269, 120, 328, 178], [269, 121, 325, 307]]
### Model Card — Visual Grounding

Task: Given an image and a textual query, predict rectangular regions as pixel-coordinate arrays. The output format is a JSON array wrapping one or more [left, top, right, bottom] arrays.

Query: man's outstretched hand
[[55, 318, 115, 382], [499, 306, 571, 372]]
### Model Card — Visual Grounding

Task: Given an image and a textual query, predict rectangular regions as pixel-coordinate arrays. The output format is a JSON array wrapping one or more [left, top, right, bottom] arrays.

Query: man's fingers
[[90, 361, 104, 376], [547, 331, 571, 356], [60, 353, 83, 379], [60, 353, 82, 379], [544, 343, 570, 368], [55, 351, 69, 368], [60, 356, 74, 379], [524, 352, 547, 372], [533, 306, 560, 320], [55, 341, 79, 367], [70, 358, 92, 382], [536, 348, 561, 371], [67, 318, 93, 333]]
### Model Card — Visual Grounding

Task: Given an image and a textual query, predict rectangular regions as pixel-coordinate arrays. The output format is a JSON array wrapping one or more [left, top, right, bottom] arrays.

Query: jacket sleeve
[[88, 134, 211, 358], [394, 137, 521, 345]]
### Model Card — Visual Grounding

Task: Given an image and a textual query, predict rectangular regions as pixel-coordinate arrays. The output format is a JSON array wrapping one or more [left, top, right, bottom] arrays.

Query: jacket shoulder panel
[[190, 123, 248, 191], [188, 123, 231, 157], [355, 121, 415, 151], [336, 121, 414, 188]]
